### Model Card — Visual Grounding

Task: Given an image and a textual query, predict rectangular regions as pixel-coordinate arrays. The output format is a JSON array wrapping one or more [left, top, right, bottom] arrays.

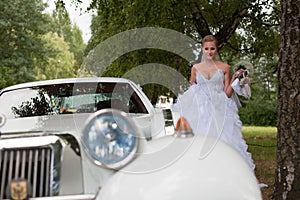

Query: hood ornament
[[173, 117, 194, 138]]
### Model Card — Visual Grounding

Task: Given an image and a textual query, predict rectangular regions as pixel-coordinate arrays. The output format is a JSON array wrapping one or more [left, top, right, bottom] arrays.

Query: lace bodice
[[195, 69, 225, 94]]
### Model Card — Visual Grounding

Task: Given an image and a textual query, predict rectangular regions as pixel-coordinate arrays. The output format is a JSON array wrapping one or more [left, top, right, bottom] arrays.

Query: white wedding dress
[[171, 68, 255, 170]]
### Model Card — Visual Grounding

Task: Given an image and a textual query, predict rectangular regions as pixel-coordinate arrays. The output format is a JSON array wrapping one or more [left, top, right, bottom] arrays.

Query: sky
[[45, 0, 93, 43]]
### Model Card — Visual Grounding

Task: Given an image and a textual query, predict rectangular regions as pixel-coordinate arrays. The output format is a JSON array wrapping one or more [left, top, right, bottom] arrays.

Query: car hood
[[0, 114, 92, 136], [0, 113, 150, 137], [98, 135, 262, 199]]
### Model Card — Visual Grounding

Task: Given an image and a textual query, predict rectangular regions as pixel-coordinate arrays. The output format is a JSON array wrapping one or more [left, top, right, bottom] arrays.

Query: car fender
[[97, 135, 262, 200]]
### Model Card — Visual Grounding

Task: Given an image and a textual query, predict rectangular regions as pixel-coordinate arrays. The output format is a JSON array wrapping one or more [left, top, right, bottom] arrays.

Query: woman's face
[[202, 41, 218, 60]]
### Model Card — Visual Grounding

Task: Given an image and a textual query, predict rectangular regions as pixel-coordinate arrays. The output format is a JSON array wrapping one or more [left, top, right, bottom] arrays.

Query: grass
[[242, 126, 277, 139], [242, 126, 277, 200]]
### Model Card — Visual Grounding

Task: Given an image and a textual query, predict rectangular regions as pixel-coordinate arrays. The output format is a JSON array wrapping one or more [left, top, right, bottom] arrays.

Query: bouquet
[[231, 64, 252, 99]]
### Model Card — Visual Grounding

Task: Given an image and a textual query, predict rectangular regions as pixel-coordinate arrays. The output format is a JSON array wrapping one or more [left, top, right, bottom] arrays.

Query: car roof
[[1, 77, 136, 93]]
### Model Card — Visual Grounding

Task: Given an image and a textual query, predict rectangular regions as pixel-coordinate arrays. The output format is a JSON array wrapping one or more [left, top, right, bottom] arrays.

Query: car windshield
[[0, 82, 148, 119]]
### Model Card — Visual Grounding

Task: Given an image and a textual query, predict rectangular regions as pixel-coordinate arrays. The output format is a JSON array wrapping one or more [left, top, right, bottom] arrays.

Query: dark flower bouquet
[[232, 64, 252, 99]]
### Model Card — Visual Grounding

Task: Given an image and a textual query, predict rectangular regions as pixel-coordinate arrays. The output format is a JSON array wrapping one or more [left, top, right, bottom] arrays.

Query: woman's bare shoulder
[[193, 62, 205, 69], [216, 61, 230, 72], [191, 63, 202, 74]]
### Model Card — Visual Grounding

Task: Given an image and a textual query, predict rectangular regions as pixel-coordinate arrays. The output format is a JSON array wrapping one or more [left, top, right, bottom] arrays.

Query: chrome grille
[[0, 147, 53, 199]]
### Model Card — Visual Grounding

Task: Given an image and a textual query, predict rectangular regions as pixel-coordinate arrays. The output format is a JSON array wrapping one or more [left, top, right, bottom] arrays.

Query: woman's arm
[[225, 66, 245, 97], [224, 65, 235, 97], [190, 66, 197, 85]]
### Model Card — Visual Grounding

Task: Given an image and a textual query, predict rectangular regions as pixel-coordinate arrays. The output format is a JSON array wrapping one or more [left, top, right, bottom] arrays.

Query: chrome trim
[[173, 130, 194, 138]]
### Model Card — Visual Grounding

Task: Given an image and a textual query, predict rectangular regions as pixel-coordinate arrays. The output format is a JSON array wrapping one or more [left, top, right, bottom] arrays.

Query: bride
[[171, 35, 255, 171]]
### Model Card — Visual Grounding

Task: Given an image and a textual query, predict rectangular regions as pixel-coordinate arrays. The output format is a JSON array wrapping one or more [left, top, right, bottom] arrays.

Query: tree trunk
[[273, 0, 300, 199]]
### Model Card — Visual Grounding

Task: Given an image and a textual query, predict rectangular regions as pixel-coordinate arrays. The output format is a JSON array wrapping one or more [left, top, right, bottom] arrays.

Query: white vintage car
[[0, 77, 262, 200]]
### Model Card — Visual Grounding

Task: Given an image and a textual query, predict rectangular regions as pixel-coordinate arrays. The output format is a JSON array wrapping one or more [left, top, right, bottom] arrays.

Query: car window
[[0, 82, 148, 118]]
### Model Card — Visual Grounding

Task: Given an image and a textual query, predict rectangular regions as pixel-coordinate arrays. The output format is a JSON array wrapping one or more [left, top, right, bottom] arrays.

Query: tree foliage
[[0, 0, 49, 88], [0, 0, 86, 88], [35, 32, 76, 80], [85, 0, 280, 57], [48, 1, 86, 73]]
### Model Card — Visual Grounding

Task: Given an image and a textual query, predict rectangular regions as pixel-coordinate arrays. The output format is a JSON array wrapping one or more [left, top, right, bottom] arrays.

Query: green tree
[[238, 58, 278, 126], [82, 0, 199, 101], [35, 32, 76, 80], [49, 1, 86, 73], [85, 0, 280, 55], [0, 0, 50, 88]]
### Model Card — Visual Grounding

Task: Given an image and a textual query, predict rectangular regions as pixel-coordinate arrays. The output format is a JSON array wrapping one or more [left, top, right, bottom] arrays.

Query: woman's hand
[[234, 69, 245, 80]]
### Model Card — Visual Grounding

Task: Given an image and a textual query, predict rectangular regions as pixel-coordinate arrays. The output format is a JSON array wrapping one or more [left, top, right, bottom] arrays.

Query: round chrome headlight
[[82, 109, 139, 169]]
